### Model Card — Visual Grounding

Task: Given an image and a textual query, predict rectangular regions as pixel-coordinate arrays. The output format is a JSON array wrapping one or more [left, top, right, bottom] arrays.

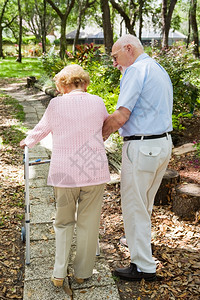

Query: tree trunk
[[0, 26, 4, 58], [16, 0, 22, 63], [46, 0, 75, 59], [0, 0, 10, 58], [161, 0, 178, 48], [187, 6, 191, 48], [190, 0, 199, 58], [60, 17, 67, 59], [138, 0, 143, 41], [73, 3, 83, 52], [100, 0, 113, 54], [41, 0, 47, 53]]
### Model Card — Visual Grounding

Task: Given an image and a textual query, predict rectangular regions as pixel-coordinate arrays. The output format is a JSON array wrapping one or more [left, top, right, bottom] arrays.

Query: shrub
[[2, 37, 16, 44], [193, 140, 200, 159], [152, 42, 200, 115], [41, 46, 67, 77], [22, 36, 38, 45]]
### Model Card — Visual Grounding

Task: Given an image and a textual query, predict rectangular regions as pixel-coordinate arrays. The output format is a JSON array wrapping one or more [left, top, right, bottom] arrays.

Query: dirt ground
[[0, 79, 199, 299]]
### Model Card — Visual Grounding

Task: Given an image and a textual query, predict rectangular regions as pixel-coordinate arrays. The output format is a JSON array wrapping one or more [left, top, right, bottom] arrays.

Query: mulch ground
[[0, 79, 199, 299]]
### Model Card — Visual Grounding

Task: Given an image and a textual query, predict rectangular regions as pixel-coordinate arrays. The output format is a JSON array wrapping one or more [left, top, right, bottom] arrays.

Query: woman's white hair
[[116, 34, 144, 50]]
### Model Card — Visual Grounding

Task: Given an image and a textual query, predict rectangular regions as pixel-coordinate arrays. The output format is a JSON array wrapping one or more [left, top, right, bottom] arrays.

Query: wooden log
[[173, 183, 200, 220], [154, 169, 180, 206], [44, 87, 60, 98], [105, 146, 121, 173]]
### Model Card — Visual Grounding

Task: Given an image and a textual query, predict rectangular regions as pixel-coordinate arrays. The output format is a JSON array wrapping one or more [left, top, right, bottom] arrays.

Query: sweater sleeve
[[24, 102, 52, 148]]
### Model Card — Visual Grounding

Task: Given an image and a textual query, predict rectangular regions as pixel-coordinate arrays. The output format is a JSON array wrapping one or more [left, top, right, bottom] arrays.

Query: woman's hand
[[20, 139, 27, 149]]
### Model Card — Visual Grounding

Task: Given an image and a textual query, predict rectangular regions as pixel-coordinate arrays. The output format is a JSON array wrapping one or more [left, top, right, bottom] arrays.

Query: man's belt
[[123, 133, 169, 141]]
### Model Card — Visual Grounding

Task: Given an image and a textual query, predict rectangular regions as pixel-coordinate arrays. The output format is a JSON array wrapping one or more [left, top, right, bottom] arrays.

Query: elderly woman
[[20, 64, 110, 287]]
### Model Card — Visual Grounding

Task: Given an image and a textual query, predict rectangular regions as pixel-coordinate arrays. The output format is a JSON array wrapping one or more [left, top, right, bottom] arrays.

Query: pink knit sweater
[[25, 91, 110, 187]]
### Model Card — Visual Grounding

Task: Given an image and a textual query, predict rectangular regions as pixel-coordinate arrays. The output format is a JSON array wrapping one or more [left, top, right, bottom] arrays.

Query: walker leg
[[96, 238, 100, 256]]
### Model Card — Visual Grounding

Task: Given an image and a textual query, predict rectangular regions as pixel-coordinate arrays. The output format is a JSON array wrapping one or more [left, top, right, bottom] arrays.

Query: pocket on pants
[[138, 146, 161, 173]]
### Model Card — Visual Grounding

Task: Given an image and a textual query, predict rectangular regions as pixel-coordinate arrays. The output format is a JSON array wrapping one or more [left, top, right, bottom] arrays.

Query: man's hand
[[103, 107, 131, 140], [20, 139, 27, 149]]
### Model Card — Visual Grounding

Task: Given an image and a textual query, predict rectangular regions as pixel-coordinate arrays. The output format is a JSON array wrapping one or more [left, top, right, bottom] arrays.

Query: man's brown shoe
[[113, 263, 156, 281]]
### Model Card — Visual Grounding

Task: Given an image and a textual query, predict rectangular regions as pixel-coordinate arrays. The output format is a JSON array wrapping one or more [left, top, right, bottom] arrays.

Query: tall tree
[[138, 0, 144, 41], [161, 0, 178, 48], [16, 0, 22, 62], [100, 0, 113, 53], [110, 0, 137, 35], [23, 0, 55, 45], [46, 0, 75, 59], [0, 0, 17, 58], [189, 0, 199, 58], [109, 0, 154, 40], [36, 0, 47, 53], [73, 0, 95, 51]]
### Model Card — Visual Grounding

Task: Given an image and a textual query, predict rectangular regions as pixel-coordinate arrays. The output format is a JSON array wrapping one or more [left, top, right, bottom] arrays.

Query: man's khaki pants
[[53, 184, 104, 279], [121, 135, 172, 273]]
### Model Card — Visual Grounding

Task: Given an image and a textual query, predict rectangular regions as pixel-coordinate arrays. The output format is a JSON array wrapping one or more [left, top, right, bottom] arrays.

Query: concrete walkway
[[2, 83, 120, 300]]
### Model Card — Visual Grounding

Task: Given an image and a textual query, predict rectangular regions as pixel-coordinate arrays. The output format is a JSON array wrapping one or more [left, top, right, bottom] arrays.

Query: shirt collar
[[134, 53, 148, 63], [121, 53, 149, 79]]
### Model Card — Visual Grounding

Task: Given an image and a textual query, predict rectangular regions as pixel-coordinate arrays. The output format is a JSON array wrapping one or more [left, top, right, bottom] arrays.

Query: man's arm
[[102, 107, 131, 140]]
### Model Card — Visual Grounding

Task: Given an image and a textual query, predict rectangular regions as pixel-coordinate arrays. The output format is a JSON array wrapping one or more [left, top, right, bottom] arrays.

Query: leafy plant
[[41, 46, 68, 77], [193, 140, 200, 159], [152, 42, 200, 115]]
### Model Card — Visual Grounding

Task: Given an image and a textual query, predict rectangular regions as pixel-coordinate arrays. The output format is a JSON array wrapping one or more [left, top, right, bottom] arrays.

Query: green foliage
[[54, 39, 60, 46], [151, 43, 200, 115], [172, 114, 185, 131], [68, 43, 102, 65], [22, 36, 37, 44], [41, 47, 68, 77], [193, 140, 200, 159], [2, 37, 16, 44]]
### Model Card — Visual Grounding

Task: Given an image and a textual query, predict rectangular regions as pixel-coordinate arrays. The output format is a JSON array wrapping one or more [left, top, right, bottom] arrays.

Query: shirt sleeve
[[102, 101, 109, 121], [116, 66, 144, 112], [24, 101, 53, 148]]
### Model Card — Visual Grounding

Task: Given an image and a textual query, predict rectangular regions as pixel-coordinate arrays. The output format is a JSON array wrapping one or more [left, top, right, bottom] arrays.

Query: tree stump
[[154, 169, 180, 206], [27, 76, 37, 88], [173, 183, 200, 220]]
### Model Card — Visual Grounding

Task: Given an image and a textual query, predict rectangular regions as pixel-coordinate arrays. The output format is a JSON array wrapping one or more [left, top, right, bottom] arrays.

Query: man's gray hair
[[116, 34, 144, 50]]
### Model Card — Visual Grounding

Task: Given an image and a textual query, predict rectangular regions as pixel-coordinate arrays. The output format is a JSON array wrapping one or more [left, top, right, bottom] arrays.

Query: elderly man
[[103, 34, 173, 281]]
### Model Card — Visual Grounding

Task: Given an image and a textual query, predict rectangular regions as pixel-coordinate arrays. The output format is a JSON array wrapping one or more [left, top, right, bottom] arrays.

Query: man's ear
[[125, 44, 134, 54]]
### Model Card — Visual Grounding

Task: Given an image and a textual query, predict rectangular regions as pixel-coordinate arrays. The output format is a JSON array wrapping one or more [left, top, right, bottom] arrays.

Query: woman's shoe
[[51, 275, 64, 287], [74, 277, 84, 284]]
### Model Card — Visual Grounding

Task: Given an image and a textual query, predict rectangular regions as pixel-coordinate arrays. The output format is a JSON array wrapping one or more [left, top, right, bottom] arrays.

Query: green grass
[[3, 94, 26, 121], [0, 57, 45, 78], [0, 94, 28, 146]]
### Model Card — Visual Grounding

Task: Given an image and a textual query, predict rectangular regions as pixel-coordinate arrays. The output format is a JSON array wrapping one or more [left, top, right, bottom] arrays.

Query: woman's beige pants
[[53, 184, 104, 279]]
